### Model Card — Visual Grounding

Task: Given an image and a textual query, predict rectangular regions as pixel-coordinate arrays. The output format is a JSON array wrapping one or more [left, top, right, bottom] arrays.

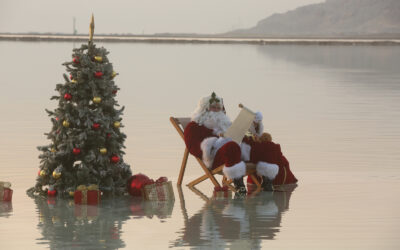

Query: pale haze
[[0, 0, 323, 34]]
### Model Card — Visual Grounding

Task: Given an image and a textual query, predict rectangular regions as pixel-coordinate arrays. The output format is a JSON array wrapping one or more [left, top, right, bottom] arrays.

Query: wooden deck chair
[[170, 117, 262, 192]]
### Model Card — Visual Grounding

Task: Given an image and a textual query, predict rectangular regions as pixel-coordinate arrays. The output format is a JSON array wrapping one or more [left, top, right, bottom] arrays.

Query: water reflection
[[172, 185, 296, 249], [129, 198, 174, 219], [33, 196, 174, 249], [257, 45, 400, 73], [0, 202, 13, 218]]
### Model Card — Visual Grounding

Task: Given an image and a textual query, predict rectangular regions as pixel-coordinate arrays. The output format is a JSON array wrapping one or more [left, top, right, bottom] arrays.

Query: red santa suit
[[184, 121, 246, 180], [242, 112, 297, 185], [184, 94, 282, 181]]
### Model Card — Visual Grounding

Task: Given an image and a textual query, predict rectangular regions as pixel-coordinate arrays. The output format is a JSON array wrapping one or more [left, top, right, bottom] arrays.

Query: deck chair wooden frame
[[170, 117, 261, 192]]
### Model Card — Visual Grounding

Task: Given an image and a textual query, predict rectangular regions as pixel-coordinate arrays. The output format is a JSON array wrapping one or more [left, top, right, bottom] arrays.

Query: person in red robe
[[184, 92, 297, 195]]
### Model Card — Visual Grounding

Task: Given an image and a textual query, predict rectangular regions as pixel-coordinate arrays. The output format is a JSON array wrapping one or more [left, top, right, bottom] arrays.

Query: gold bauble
[[50, 148, 56, 153], [52, 171, 61, 179], [93, 97, 102, 104], [94, 56, 103, 62], [39, 170, 47, 177], [113, 121, 121, 128], [69, 191, 75, 197], [71, 79, 77, 84], [39, 213, 44, 223], [111, 71, 117, 78], [63, 120, 70, 128], [99, 148, 107, 154]]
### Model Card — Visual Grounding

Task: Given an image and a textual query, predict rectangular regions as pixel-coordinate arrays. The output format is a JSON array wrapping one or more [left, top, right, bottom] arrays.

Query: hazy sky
[[0, 0, 323, 34]]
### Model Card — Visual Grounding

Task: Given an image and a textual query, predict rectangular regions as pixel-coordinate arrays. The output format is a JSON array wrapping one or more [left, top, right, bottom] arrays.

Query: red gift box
[[0, 181, 13, 202], [213, 186, 232, 199], [74, 185, 101, 205]]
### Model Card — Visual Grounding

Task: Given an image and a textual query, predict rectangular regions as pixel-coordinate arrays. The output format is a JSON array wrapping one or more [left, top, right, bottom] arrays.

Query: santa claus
[[184, 92, 297, 195]]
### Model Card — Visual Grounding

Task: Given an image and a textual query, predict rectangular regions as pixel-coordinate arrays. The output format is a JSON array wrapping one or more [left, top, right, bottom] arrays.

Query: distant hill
[[229, 0, 400, 37]]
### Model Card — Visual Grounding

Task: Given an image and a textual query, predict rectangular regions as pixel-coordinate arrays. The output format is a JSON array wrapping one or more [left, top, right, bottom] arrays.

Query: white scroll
[[224, 104, 256, 144]]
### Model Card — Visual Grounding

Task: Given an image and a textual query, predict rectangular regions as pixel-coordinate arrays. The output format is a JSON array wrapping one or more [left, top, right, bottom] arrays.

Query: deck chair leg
[[250, 174, 262, 192], [187, 173, 209, 187], [222, 176, 227, 186], [177, 148, 189, 186], [187, 165, 224, 188], [195, 158, 221, 188], [222, 177, 236, 192]]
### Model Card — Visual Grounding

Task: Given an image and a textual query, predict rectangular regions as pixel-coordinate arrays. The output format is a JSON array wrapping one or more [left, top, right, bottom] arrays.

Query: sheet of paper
[[224, 105, 255, 144]]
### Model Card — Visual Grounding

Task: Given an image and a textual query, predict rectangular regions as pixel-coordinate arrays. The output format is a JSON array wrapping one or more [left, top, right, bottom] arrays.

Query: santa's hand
[[252, 134, 260, 142]]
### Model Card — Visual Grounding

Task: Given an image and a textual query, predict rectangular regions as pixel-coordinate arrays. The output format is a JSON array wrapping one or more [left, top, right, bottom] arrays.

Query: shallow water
[[0, 41, 399, 249]]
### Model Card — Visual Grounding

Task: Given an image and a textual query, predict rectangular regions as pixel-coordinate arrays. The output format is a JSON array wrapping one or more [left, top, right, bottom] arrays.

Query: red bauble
[[56, 117, 59, 121], [73, 148, 81, 155], [110, 155, 120, 163], [70, 74, 73, 80], [127, 174, 153, 197], [112, 90, 118, 95], [106, 133, 111, 138], [48, 189, 57, 197], [94, 71, 103, 78], [92, 123, 100, 130], [64, 93, 72, 100], [73, 57, 79, 64]]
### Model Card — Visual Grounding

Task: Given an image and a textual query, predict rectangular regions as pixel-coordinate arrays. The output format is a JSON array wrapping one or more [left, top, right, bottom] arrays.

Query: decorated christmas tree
[[27, 16, 132, 197]]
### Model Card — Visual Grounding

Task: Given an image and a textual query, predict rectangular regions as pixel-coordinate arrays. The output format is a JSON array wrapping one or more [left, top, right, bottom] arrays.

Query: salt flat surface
[[0, 41, 399, 249]]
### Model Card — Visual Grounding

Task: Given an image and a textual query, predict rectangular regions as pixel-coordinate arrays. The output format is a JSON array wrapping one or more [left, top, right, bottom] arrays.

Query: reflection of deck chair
[[170, 117, 261, 192]]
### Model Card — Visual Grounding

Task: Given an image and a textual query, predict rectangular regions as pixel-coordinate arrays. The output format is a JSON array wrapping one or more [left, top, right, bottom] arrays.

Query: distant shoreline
[[1, 34, 399, 46]]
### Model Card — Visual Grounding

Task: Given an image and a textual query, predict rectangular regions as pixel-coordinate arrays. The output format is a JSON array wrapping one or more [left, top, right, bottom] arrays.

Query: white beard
[[196, 111, 232, 135]]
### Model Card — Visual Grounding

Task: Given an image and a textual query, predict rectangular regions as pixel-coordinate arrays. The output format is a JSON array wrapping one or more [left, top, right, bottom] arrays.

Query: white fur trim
[[249, 121, 264, 136], [223, 161, 246, 180], [256, 162, 279, 180], [257, 122, 264, 136], [214, 137, 232, 153], [200, 137, 218, 167], [255, 111, 263, 122], [240, 143, 251, 162], [200, 137, 232, 168]]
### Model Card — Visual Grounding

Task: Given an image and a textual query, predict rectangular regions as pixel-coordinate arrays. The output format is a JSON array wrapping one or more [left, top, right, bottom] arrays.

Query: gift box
[[74, 184, 101, 205], [0, 181, 13, 202], [142, 177, 174, 201], [213, 186, 232, 199]]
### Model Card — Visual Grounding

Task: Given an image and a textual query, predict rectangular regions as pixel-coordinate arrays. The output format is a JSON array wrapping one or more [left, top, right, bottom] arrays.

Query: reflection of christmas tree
[[34, 197, 132, 250], [27, 16, 131, 197]]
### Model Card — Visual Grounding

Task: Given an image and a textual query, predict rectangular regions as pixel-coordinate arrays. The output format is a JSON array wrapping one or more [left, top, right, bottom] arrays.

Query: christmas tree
[[27, 16, 132, 197]]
